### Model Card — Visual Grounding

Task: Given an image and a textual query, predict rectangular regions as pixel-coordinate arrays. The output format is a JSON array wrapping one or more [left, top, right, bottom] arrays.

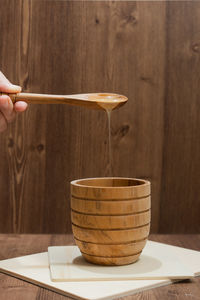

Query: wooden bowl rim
[[71, 177, 150, 189]]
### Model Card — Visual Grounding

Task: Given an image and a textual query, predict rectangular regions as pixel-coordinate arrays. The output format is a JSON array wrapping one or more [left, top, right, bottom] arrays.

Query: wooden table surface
[[0, 234, 200, 299]]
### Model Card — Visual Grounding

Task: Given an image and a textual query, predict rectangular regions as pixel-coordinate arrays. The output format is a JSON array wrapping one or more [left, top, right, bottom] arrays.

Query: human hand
[[0, 71, 27, 132]]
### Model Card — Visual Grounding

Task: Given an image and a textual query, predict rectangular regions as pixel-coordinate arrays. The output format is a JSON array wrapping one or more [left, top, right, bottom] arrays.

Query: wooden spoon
[[0, 92, 128, 110]]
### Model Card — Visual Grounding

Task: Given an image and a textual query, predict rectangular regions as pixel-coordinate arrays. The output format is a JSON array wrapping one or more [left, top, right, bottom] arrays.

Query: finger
[[0, 111, 8, 132], [0, 71, 21, 93], [14, 101, 28, 112], [0, 95, 16, 123]]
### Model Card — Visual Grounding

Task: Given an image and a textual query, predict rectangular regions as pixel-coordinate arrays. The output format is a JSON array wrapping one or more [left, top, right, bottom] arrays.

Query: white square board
[[0, 241, 199, 300], [48, 241, 194, 281]]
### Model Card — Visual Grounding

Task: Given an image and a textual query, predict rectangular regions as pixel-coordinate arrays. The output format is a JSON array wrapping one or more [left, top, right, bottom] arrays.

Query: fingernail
[[12, 84, 21, 90]]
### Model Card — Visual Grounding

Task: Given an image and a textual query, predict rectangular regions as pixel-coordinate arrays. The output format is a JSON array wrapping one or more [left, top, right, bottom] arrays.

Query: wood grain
[[0, 234, 200, 300], [0, 0, 48, 234], [71, 196, 151, 215], [0, 0, 199, 234], [159, 1, 200, 233]]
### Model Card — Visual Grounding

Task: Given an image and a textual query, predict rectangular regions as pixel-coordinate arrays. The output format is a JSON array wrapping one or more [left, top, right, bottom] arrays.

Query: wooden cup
[[70, 177, 151, 266]]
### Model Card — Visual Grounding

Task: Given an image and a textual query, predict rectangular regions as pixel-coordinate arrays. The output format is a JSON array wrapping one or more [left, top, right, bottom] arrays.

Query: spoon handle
[[0, 92, 99, 109]]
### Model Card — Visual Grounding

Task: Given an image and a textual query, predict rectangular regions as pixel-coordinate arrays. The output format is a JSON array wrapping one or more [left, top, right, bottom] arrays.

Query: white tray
[[48, 241, 194, 281], [0, 241, 199, 300]]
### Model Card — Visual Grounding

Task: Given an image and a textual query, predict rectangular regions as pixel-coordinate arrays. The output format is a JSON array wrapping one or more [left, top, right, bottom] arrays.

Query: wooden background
[[0, 0, 200, 234]]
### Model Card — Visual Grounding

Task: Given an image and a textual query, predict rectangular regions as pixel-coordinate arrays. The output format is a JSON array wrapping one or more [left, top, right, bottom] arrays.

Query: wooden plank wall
[[0, 0, 199, 233]]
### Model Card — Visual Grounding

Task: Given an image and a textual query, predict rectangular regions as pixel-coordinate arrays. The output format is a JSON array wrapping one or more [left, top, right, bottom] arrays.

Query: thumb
[[0, 71, 22, 93]]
